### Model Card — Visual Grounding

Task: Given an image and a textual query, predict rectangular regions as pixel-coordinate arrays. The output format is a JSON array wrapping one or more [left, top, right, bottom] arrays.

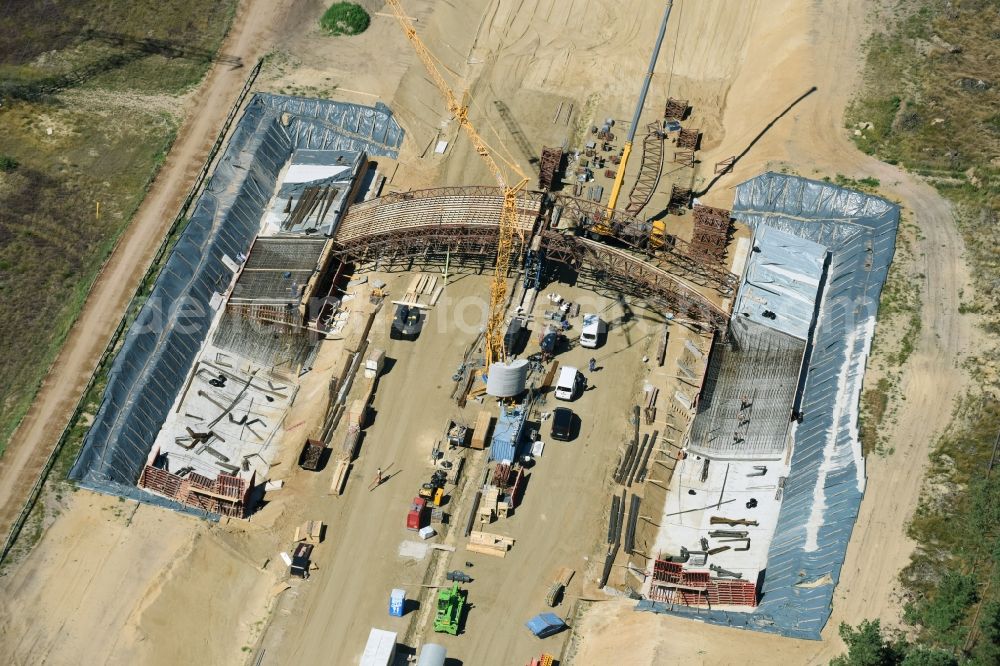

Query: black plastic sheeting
[[69, 94, 402, 512]]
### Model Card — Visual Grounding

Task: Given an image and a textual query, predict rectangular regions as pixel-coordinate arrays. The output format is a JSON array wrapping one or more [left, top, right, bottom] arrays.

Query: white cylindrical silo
[[485, 359, 529, 397], [416, 643, 447, 666]]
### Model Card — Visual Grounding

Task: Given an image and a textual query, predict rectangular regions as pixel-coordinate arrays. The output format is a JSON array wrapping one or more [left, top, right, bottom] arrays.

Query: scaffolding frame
[[649, 559, 758, 608], [690, 204, 733, 263], [551, 193, 738, 294], [538, 147, 563, 190], [664, 97, 689, 121], [139, 464, 251, 518], [337, 186, 737, 294], [333, 221, 731, 330], [673, 149, 695, 167], [338, 186, 544, 245], [667, 184, 692, 214], [541, 232, 730, 330], [676, 128, 700, 151]]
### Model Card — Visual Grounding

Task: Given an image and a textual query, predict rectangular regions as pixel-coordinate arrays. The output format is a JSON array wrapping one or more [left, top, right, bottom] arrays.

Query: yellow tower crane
[[386, 0, 529, 366], [600, 1, 673, 232]]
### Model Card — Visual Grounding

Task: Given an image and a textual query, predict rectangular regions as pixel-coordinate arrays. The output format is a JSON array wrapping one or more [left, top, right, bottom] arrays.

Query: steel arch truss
[[332, 223, 525, 268], [541, 231, 730, 331]]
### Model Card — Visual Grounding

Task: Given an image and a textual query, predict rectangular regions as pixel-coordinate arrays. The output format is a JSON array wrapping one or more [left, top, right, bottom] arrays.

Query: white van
[[579, 313, 606, 349], [555, 366, 582, 401]]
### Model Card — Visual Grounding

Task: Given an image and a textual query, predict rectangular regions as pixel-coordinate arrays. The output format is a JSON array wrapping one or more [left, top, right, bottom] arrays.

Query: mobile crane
[[598, 2, 674, 235], [386, 0, 529, 366]]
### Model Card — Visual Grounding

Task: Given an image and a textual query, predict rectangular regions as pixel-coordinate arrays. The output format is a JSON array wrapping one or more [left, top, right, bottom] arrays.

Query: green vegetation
[[898, 398, 1000, 661], [833, 619, 959, 666], [847, 1, 999, 331], [835, 1, 1000, 662], [0, 1, 237, 97], [859, 377, 891, 455], [0, 103, 177, 455], [320, 3, 371, 36], [0, 0, 236, 457], [855, 215, 922, 456], [824, 174, 882, 192]]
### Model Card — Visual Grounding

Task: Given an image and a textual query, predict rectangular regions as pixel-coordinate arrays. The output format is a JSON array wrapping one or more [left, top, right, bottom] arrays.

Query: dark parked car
[[446, 570, 473, 583], [540, 330, 564, 359], [391, 304, 423, 340], [551, 407, 576, 441]]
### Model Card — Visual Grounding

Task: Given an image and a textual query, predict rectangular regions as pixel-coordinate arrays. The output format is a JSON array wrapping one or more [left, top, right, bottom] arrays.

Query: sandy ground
[[0, 493, 276, 665], [251, 271, 662, 666], [0, 0, 981, 664]]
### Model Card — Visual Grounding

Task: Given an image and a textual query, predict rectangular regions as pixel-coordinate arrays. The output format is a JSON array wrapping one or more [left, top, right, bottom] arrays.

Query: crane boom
[[386, 0, 529, 365], [604, 2, 673, 221]]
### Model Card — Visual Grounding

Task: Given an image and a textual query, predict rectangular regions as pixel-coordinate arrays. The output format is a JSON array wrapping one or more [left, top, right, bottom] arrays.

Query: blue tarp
[[525, 613, 566, 637]]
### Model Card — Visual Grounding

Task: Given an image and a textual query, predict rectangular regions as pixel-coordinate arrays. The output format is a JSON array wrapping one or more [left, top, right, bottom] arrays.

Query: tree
[[319, 3, 370, 36], [911, 571, 979, 647], [970, 601, 1000, 665], [831, 620, 906, 666], [831, 620, 960, 666], [900, 647, 958, 666]]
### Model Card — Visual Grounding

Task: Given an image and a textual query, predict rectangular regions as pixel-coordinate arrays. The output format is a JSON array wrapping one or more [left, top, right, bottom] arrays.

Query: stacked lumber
[[467, 530, 515, 557], [294, 520, 324, 544], [644, 387, 659, 425], [329, 459, 351, 495], [471, 410, 493, 450], [399, 273, 441, 307]]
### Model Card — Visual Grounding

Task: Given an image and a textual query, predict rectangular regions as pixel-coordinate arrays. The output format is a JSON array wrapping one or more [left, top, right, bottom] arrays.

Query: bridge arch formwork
[[334, 187, 733, 330]]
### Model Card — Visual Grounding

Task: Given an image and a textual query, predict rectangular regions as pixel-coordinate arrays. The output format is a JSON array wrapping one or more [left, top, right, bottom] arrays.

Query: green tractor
[[433, 583, 465, 635]]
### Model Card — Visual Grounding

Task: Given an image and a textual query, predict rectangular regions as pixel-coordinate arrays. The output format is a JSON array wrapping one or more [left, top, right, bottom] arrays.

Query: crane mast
[[385, 0, 528, 366], [603, 2, 673, 224]]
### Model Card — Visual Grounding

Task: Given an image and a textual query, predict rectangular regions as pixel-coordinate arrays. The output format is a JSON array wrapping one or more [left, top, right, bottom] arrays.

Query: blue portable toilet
[[389, 588, 406, 617]]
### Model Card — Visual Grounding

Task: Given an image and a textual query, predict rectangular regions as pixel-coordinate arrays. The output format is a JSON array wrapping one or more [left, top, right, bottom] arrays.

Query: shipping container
[[489, 406, 527, 462], [360, 628, 397, 666], [389, 589, 405, 617]]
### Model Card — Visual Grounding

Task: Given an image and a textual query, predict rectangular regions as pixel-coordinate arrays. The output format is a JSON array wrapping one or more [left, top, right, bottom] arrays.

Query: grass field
[[0, 0, 237, 456]]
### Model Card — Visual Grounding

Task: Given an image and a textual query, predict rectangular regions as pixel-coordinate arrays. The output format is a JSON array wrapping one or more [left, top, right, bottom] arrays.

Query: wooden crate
[[294, 520, 324, 544]]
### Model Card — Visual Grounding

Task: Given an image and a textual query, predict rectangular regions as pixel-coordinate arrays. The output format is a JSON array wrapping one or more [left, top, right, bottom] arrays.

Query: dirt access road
[[0, 0, 304, 544]]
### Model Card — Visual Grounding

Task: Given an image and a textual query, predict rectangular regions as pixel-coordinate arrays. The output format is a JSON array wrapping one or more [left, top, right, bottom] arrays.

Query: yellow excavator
[[386, 0, 529, 367], [597, 2, 674, 239]]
